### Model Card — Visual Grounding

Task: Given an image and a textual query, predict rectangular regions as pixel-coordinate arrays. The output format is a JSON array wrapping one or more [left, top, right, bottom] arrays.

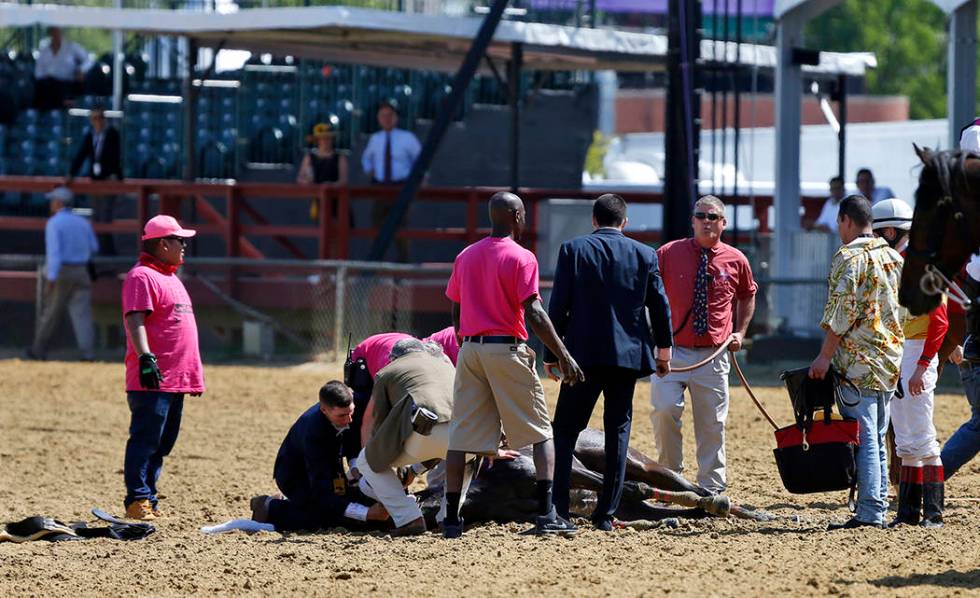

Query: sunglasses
[[164, 236, 188, 246], [694, 211, 722, 222]]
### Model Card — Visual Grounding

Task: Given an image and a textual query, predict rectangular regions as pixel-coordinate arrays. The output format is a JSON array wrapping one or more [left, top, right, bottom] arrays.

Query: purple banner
[[528, 0, 774, 16]]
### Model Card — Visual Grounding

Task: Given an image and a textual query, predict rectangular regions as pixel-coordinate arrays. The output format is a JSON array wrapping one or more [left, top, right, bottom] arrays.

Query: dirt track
[[1, 358, 978, 597]]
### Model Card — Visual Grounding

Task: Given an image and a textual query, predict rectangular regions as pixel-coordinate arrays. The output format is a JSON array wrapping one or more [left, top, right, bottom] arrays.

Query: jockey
[[872, 197, 948, 527]]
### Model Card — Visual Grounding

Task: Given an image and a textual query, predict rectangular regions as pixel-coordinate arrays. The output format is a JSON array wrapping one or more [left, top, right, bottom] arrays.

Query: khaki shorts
[[448, 341, 552, 454]]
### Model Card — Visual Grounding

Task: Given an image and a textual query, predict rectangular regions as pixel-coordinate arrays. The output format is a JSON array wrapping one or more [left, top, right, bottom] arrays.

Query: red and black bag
[[773, 367, 859, 494]]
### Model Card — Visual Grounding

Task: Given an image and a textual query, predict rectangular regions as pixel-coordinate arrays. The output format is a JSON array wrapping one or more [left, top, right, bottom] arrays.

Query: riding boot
[[889, 466, 922, 527], [920, 465, 945, 528]]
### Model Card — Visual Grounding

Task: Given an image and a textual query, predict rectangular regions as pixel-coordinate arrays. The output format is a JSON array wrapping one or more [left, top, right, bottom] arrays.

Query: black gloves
[[138, 353, 164, 389]]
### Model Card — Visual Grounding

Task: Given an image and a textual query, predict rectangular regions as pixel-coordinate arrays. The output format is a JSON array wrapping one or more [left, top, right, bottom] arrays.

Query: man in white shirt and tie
[[361, 102, 421, 262]]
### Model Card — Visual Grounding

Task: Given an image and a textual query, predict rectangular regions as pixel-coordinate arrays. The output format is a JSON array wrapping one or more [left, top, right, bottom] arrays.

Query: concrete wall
[[615, 90, 909, 134]]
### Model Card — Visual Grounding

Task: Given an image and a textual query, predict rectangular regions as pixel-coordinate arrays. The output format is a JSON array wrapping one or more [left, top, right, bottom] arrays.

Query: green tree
[[806, 0, 948, 120]]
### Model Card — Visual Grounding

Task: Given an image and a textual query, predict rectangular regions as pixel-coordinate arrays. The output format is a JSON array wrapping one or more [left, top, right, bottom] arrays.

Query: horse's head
[[899, 145, 980, 315]]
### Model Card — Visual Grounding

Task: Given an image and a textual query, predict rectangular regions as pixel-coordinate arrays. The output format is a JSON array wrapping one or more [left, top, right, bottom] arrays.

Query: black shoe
[[533, 508, 578, 536], [390, 517, 427, 537], [592, 518, 614, 532], [827, 517, 882, 531], [442, 518, 464, 539], [24, 348, 44, 361], [249, 495, 271, 523]]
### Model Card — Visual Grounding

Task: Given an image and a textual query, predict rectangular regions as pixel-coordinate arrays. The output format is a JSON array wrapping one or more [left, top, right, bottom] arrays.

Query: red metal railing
[[0, 176, 826, 259]]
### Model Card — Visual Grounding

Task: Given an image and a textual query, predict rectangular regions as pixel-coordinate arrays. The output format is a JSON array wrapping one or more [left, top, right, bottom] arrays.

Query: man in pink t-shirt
[[423, 326, 459, 366], [120, 214, 204, 521], [345, 331, 413, 455], [441, 191, 583, 539], [350, 332, 413, 379]]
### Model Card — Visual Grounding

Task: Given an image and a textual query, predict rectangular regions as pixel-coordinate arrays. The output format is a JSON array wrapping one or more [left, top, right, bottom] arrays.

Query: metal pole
[[773, 11, 804, 328], [509, 42, 523, 194], [837, 74, 847, 180], [733, 0, 743, 242], [947, 0, 977, 149], [367, 0, 511, 261], [182, 38, 198, 181], [333, 265, 347, 358], [663, 0, 700, 243], [112, 0, 124, 111]]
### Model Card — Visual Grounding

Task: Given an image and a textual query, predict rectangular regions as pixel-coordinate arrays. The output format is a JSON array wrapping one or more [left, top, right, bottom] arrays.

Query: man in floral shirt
[[809, 195, 904, 529]]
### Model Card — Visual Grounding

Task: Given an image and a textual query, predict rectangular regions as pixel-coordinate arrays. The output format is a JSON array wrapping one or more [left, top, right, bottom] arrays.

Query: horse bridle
[[905, 153, 973, 308]]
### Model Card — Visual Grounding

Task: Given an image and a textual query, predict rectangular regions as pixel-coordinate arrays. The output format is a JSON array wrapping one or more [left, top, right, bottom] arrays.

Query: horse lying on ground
[[419, 428, 779, 526]]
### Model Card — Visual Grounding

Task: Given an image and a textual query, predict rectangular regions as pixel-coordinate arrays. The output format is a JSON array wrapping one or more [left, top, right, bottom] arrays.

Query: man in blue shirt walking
[[28, 186, 98, 360]]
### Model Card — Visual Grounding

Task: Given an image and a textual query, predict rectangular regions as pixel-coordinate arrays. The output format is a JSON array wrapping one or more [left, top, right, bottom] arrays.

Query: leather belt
[[463, 335, 520, 344]]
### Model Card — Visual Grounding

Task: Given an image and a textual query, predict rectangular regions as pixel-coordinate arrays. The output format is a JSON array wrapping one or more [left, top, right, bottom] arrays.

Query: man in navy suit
[[544, 194, 674, 531]]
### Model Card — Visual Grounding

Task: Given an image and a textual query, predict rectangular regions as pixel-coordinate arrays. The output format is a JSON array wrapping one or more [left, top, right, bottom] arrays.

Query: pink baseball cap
[[141, 215, 197, 241]]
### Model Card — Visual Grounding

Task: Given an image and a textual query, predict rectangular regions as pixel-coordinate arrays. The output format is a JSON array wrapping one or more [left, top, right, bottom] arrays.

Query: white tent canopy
[[0, 3, 875, 75]]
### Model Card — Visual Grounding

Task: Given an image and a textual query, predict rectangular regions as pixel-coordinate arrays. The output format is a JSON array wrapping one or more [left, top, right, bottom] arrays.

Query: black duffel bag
[[772, 367, 859, 494]]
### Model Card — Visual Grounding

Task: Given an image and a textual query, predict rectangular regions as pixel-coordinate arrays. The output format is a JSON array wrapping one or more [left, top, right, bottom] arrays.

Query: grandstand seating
[[0, 45, 587, 215]]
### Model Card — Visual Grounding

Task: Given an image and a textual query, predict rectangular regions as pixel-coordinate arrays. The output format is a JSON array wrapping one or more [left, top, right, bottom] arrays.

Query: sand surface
[[1, 359, 978, 597]]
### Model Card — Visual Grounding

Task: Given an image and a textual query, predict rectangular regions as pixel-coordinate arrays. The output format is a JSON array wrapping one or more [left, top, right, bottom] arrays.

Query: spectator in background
[[361, 102, 421, 262], [297, 122, 348, 222], [856, 168, 895, 205], [69, 106, 122, 255], [812, 176, 846, 232], [34, 27, 92, 110], [27, 186, 98, 361]]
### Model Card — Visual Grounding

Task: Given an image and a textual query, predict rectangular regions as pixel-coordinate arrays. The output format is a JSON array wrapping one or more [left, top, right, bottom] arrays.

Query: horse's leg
[[568, 455, 605, 492], [624, 447, 710, 495], [574, 429, 708, 495]]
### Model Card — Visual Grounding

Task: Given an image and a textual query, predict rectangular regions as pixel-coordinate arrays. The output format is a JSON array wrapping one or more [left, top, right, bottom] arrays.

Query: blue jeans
[[839, 386, 891, 525], [124, 391, 184, 508], [941, 363, 980, 477]]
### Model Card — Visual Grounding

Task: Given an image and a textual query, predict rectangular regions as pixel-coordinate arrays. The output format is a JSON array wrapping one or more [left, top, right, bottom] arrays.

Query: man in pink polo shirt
[[423, 325, 460, 366], [345, 331, 413, 460], [651, 195, 757, 494], [441, 191, 584, 539], [121, 214, 204, 520]]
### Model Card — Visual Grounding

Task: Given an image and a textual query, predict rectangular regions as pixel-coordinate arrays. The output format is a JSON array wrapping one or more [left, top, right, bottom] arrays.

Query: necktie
[[383, 131, 392, 183], [693, 247, 709, 336]]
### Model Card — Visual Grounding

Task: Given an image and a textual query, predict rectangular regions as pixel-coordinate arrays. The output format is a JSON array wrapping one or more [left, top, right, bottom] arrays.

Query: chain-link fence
[[1, 253, 837, 362], [0, 254, 456, 361]]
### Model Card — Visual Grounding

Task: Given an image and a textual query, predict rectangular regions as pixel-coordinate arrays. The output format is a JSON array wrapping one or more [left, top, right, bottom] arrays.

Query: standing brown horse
[[899, 146, 980, 315]]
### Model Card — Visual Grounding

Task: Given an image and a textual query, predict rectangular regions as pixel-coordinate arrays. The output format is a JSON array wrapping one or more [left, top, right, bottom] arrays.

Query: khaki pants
[[32, 265, 94, 360], [358, 423, 450, 527], [449, 341, 552, 454], [649, 346, 730, 493]]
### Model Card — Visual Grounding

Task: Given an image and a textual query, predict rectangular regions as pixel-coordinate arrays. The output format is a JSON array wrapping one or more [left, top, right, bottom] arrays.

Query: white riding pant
[[358, 423, 450, 527], [649, 346, 730, 493], [893, 339, 941, 461]]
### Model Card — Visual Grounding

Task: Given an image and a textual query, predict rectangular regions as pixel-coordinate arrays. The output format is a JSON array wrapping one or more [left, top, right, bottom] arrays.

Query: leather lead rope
[[668, 334, 780, 431]]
